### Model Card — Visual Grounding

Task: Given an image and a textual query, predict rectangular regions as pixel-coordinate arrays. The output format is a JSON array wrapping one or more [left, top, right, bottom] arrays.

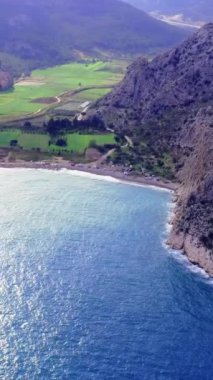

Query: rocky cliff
[[0, 70, 14, 91], [92, 24, 213, 274], [168, 106, 213, 275]]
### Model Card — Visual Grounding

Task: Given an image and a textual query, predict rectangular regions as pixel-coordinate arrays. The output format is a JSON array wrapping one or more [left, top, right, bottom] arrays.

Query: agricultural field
[[0, 60, 126, 119], [52, 87, 111, 116], [0, 129, 115, 154]]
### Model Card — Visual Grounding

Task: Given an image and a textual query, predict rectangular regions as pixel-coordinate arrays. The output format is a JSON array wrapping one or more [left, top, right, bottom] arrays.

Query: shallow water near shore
[[0, 168, 213, 379]]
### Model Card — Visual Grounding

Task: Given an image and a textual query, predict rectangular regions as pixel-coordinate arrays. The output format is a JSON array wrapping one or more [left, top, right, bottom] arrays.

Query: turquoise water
[[0, 169, 213, 380]]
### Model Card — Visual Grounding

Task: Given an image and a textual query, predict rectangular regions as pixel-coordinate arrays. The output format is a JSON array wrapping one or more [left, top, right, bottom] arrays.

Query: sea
[[0, 168, 213, 380]]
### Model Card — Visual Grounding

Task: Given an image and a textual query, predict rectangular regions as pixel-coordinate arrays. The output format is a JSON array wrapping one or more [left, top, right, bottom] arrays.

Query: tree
[[56, 138, 67, 147], [10, 139, 18, 147]]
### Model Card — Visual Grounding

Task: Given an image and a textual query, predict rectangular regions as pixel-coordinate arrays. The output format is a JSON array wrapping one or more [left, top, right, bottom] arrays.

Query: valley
[[0, 0, 190, 81], [0, 59, 127, 164], [0, 0, 213, 378]]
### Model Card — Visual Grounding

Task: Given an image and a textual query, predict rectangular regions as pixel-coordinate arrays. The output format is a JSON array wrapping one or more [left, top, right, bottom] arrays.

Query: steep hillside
[[125, 0, 213, 24], [0, 0, 190, 78], [92, 24, 213, 274]]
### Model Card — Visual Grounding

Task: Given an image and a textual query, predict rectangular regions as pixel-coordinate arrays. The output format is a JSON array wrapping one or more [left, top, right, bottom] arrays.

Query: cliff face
[[93, 24, 213, 274], [0, 70, 14, 91], [168, 106, 213, 275]]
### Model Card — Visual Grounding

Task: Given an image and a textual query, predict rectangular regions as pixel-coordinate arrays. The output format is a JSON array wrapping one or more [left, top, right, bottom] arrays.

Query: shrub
[[56, 138, 67, 147], [10, 139, 18, 147]]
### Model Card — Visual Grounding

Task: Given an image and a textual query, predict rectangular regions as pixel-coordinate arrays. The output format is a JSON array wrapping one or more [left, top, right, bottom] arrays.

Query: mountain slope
[[92, 24, 213, 274], [0, 0, 190, 78], [124, 0, 213, 23]]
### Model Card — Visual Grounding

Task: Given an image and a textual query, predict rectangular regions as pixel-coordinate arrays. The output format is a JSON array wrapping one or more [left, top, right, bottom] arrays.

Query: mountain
[[124, 0, 213, 24], [0, 0, 190, 79], [91, 24, 213, 274]]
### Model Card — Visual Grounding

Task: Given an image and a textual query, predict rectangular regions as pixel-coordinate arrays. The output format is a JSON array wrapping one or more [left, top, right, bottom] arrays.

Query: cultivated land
[[0, 130, 115, 154], [0, 61, 126, 120]]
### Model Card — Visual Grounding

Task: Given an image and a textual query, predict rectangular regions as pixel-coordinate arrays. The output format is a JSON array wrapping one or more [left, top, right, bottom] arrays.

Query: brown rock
[[0, 70, 14, 91]]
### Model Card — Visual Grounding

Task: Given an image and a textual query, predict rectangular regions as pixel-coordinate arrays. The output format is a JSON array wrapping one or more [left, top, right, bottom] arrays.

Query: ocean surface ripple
[[0, 169, 213, 380]]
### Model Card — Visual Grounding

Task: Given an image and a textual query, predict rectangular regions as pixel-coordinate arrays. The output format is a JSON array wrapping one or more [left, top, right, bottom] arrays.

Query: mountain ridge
[[91, 23, 213, 274]]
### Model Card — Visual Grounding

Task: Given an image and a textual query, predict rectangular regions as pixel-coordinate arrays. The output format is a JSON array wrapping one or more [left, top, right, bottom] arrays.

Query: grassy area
[[0, 61, 125, 119], [0, 130, 20, 146], [50, 133, 115, 153], [74, 87, 111, 101], [0, 129, 115, 154]]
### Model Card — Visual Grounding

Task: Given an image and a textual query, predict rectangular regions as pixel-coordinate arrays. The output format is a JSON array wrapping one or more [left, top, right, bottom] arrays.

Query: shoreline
[[0, 159, 178, 191]]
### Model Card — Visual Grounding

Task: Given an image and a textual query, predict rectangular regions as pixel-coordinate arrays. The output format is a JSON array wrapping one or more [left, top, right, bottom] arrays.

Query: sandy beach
[[0, 159, 178, 191]]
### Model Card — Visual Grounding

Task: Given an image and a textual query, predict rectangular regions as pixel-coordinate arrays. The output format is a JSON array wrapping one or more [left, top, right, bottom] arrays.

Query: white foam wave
[[163, 198, 213, 285], [0, 166, 172, 192], [59, 168, 172, 192], [164, 201, 176, 234], [60, 169, 121, 184], [164, 245, 213, 285]]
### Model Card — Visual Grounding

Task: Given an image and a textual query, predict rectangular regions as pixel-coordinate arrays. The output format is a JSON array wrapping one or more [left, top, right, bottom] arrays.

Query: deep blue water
[[0, 169, 213, 380]]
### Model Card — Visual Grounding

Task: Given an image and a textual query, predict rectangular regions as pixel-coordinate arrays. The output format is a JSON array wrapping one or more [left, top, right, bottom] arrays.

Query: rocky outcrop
[[168, 231, 213, 276], [92, 23, 213, 273], [0, 70, 14, 91]]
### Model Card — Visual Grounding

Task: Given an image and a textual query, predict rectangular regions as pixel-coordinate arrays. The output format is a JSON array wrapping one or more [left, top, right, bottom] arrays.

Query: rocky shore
[[168, 231, 213, 277]]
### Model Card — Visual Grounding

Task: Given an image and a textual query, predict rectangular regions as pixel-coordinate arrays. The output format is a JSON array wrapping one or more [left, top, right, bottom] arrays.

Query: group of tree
[[44, 116, 106, 136]]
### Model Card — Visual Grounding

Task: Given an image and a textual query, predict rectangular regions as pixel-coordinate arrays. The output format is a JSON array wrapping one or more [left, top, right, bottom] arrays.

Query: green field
[[74, 87, 111, 101], [0, 129, 115, 154], [0, 61, 126, 119]]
